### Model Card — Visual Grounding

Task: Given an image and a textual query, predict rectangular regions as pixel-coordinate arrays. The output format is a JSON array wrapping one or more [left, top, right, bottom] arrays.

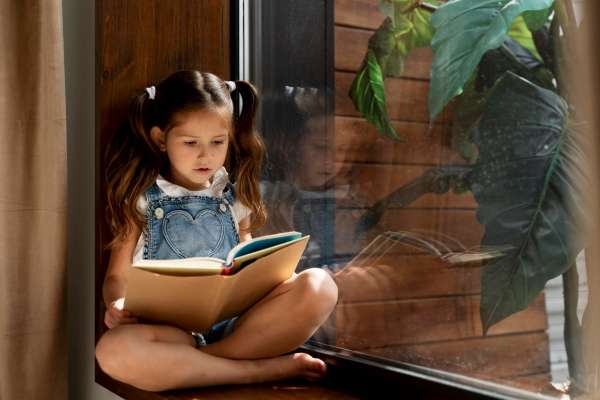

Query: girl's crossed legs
[[95, 268, 338, 392]]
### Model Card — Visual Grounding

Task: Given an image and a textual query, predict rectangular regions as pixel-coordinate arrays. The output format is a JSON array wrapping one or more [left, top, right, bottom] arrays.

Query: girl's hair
[[104, 70, 267, 249], [262, 86, 326, 181]]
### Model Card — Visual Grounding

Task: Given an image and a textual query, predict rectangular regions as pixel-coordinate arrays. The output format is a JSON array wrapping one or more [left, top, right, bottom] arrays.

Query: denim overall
[[143, 180, 240, 344]]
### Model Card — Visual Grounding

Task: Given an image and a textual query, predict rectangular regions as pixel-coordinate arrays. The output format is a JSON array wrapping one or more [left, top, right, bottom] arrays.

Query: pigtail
[[228, 80, 267, 230], [104, 90, 165, 249]]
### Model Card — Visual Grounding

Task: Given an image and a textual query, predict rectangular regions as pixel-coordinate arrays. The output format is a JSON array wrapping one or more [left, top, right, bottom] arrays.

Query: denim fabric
[[142, 180, 241, 343], [143, 181, 240, 260], [292, 195, 336, 270]]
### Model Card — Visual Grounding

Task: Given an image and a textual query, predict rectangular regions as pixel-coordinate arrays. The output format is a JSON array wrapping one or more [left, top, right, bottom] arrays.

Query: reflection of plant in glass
[[350, 0, 587, 379]]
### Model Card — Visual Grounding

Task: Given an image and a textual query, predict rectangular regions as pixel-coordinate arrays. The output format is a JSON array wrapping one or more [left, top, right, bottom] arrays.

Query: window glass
[[250, 0, 597, 397]]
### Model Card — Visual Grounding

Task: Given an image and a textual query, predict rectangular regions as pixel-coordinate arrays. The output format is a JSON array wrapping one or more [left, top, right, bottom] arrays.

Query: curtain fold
[[0, 1, 68, 398]]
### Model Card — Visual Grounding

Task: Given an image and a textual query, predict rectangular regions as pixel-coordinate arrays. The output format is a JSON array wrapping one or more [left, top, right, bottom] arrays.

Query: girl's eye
[[184, 141, 196, 145], [212, 140, 225, 145]]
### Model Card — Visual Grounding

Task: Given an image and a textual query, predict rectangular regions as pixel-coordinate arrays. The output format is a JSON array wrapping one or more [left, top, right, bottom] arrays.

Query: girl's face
[[295, 116, 341, 189], [151, 108, 231, 191]]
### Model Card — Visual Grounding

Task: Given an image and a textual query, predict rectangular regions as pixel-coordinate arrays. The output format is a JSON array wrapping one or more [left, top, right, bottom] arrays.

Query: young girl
[[95, 70, 339, 392]]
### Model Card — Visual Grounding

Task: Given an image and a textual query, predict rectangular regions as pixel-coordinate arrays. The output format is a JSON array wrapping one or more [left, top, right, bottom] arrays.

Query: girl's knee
[[96, 329, 122, 378], [296, 268, 339, 316], [95, 325, 141, 380]]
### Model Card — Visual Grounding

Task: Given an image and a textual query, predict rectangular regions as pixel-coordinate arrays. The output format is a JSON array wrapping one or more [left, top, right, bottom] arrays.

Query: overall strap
[[145, 182, 163, 203], [222, 182, 236, 204]]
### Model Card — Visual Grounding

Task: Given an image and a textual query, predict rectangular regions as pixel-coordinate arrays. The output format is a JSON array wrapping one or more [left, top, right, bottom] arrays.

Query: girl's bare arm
[[103, 222, 141, 308], [238, 216, 252, 243]]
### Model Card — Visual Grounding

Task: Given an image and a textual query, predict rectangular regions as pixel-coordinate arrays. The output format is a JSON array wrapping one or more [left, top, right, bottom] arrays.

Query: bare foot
[[289, 352, 328, 381], [256, 352, 327, 383]]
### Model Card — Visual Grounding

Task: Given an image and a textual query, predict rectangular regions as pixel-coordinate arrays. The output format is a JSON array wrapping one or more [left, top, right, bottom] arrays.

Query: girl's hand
[[104, 298, 138, 329]]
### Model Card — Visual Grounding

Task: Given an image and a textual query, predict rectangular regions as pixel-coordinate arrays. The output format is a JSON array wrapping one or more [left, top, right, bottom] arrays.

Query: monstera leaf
[[429, 0, 555, 121], [469, 71, 583, 332], [452, 36, 553, 162], [477, 37, 554, 91]]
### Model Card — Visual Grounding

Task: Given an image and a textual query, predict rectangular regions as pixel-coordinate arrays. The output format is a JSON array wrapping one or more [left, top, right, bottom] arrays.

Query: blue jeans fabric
[[142, 180, 241, 342], [143, 181, 240, 260]]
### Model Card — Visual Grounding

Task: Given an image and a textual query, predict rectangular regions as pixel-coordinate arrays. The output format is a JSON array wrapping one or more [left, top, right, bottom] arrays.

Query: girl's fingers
[[104, 314, 115, 329], [109, 308, 134, 319], [104, 307, 138, 329]]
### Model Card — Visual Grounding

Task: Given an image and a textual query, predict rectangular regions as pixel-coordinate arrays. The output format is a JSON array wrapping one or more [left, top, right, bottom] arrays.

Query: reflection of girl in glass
[[260, 86, 351, 270], [95, 70, 338, 391]]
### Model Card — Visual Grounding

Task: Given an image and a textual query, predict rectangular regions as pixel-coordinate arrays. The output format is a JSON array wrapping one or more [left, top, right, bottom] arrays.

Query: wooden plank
[[333, 254, 481, 302], [335, 116, 463, 165], [335, 209, 483, 256], [335, 294, 547, 348], [363, 333, 550, 380], [334, 163, 478, 209], [335, 0, 384, 30], [335, 71, 451, 123], [335, 26, 432, 80]]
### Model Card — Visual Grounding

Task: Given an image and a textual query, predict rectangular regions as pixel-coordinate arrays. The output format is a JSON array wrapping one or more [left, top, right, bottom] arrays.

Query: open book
[[132, 231, 305, 276], [124, 232, 310, 332]]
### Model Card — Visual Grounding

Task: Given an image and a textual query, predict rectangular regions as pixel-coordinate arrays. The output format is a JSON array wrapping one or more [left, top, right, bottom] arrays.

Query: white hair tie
[[145, 86, 156, 99], [224, 81, 236, 92]]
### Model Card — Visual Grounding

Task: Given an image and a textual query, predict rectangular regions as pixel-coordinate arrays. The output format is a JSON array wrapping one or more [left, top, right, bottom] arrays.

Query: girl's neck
[[162, 171, 212, 191]]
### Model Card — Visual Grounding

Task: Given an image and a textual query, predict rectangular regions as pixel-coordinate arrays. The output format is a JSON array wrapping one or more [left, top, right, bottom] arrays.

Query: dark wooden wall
[[95, 0, 231, 361], [331, 0, 551, 392]]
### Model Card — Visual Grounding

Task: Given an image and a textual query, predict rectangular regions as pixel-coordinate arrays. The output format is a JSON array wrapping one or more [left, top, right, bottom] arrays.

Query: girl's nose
[[196, 146, 208, 158]]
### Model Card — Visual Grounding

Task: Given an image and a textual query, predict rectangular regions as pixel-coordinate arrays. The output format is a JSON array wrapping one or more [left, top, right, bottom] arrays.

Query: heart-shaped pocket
[[162, 209, 224, 258]]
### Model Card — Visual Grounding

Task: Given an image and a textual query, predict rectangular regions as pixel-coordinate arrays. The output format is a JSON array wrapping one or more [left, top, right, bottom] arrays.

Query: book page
[[132, 257, 225, 276], [225, 231, 302, 265], [228, 235, 309, 274]]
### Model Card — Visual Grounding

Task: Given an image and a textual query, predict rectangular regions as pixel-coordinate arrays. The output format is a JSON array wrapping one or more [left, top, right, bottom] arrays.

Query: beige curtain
[[0, 1, 68, 399], [580, 1, 600, 397]]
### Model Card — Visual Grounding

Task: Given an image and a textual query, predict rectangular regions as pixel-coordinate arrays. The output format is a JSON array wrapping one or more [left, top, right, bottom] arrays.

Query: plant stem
[[563, 264, 584, 389], [419, 2, 439, 13]]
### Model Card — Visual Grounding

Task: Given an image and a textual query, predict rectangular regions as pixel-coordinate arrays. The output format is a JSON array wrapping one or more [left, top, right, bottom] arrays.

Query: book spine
[[221, 261, 235, 276]]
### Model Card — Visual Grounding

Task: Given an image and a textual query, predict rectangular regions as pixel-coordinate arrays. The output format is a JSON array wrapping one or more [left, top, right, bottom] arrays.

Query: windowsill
[[301, 342, 560, 400], [95, 342, 551, 400], [95, 360, 361, 400]]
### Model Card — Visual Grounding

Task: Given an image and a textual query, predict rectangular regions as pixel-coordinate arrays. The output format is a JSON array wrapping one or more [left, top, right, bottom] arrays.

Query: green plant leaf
[[477, 37, 554, 91], [452, 36, 555, 163], [508, 16, 542, 60], [370, 4, 435, 78], [450, 76, 485, 163], [428, 0, 555, 121], [349, 50, 401, 141], [522, 4, 554, 31], [350, 1, 436, 140], [468, 71, 583, 333], [369, 18, 406, 78]]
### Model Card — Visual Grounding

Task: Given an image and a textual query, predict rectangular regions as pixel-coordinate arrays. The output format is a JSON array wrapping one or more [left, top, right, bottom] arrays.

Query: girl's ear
[[150, 126, 167, 151]]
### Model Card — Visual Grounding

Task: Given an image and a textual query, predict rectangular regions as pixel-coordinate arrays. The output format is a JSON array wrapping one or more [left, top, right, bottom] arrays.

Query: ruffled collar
[[156, 167, 230, 197]]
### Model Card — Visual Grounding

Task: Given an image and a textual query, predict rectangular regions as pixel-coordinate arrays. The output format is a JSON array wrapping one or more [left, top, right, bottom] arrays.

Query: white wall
[[62, 0, 122, 398]]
